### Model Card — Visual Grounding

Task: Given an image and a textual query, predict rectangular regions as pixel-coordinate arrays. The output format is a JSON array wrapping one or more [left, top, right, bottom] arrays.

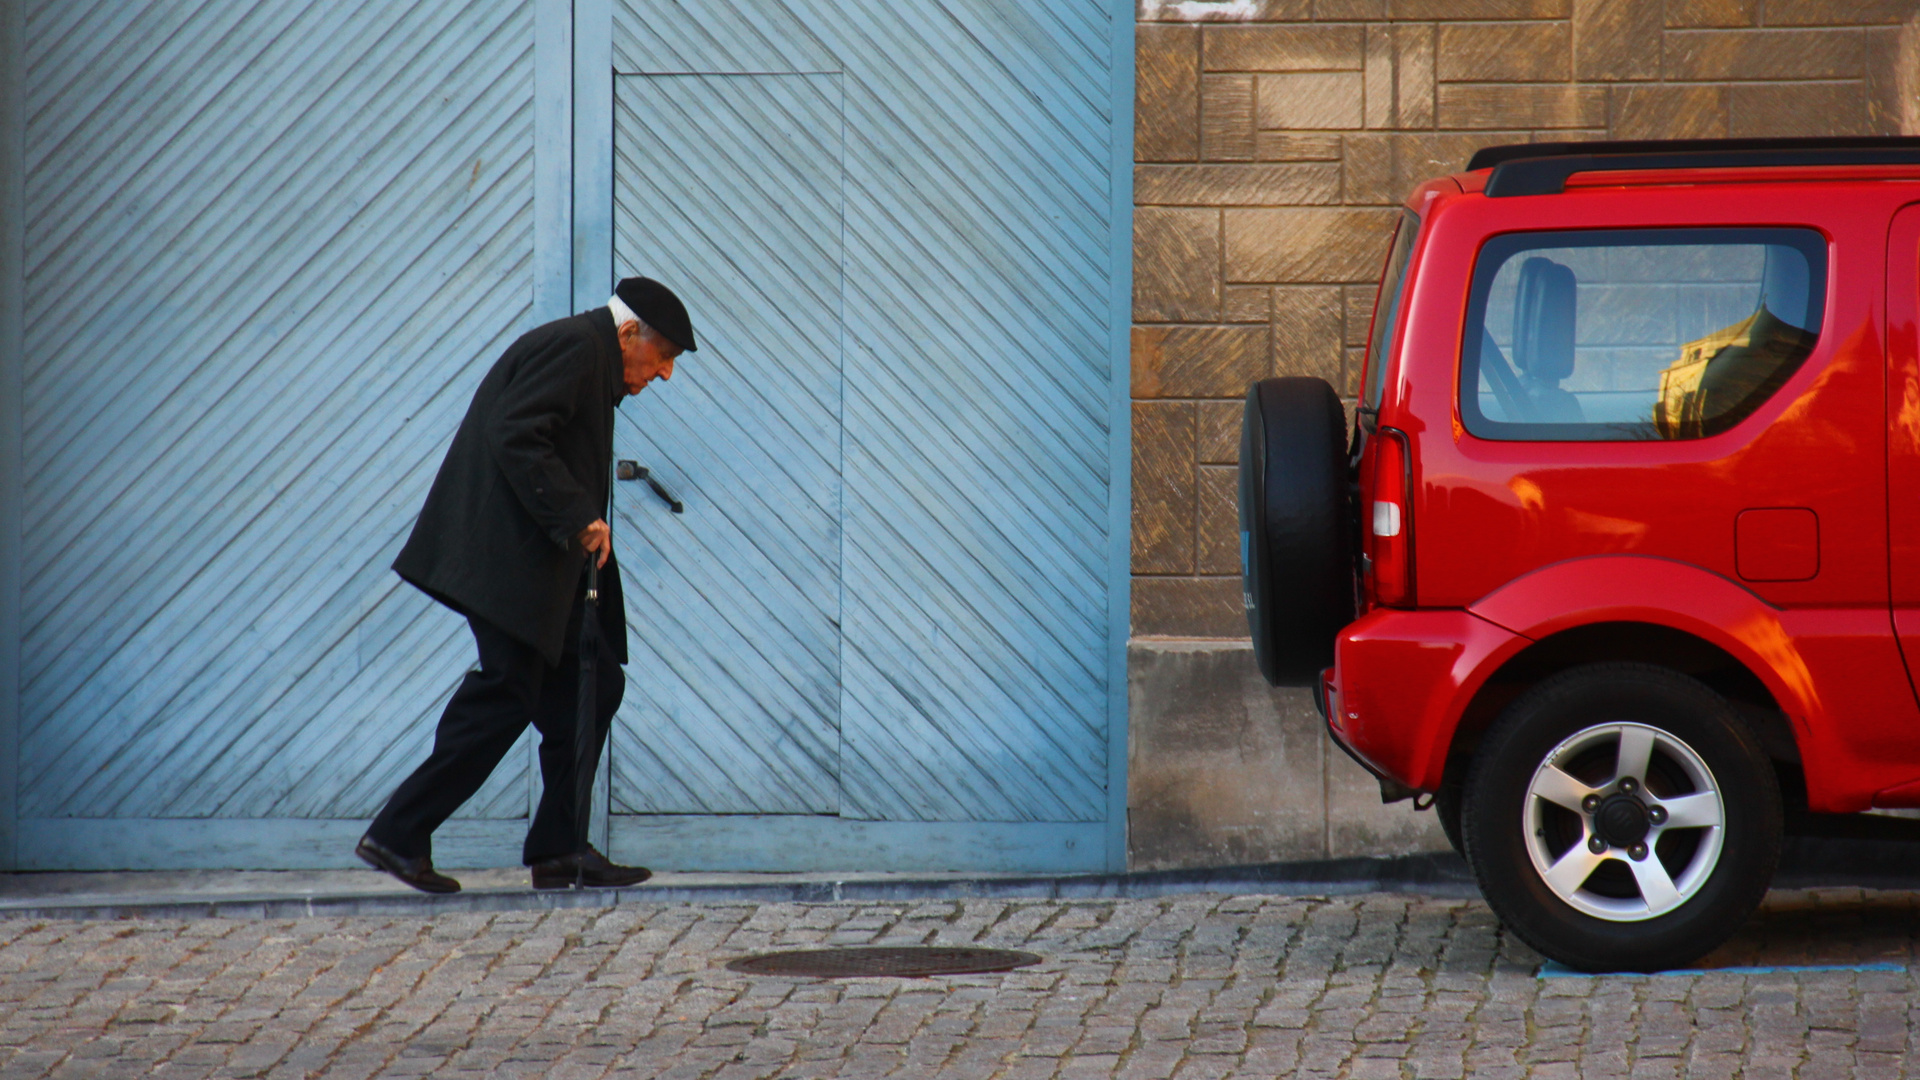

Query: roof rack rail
[[1467, 137, 1920, 198]]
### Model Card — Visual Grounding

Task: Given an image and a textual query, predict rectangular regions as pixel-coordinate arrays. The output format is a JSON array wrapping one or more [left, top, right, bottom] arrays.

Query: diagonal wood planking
[[610, 0, 1114, 823], [610, 72, 844, 815], [19, 0, 540, 820]]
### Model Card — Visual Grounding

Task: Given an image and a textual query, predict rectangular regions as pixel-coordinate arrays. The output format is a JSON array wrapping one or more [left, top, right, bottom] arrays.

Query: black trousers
[[368, 584, 624, 866]]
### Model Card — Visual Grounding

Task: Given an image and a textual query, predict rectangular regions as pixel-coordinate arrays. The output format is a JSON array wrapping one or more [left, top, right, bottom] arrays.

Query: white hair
[[607, 293, 640, 330], [607, 293, 664, 342]]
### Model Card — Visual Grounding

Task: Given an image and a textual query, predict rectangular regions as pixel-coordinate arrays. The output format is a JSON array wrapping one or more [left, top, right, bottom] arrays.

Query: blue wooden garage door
[[592, 0, 1131, 871], [10, 0, 545, 868], [610, 72, 845, 815], [3, 0, 1130, 873]]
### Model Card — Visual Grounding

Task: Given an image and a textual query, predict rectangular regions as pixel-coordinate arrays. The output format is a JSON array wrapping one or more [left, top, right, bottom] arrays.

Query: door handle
[[616, 459, 684, 514]]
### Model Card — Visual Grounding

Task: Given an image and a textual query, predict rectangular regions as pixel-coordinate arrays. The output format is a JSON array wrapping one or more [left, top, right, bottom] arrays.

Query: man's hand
[[578, 519, 611, 568]]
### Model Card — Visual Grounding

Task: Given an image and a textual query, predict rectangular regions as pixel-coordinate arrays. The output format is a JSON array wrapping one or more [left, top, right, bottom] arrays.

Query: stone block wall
[[1131, 0, 1920, 638], [1126, 0, 1920, 869]]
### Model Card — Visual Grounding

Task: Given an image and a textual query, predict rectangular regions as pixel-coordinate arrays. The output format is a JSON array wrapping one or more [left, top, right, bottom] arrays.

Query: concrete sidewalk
[[0, 854, 1484, 921], [3, 833, 1919, 921]]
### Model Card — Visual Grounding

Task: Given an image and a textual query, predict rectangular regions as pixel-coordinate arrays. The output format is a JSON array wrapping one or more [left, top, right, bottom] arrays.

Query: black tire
[[1238, 377, 1354, 686], [1435, 769, 1466, 862], [1461, 663, 1781, 973]]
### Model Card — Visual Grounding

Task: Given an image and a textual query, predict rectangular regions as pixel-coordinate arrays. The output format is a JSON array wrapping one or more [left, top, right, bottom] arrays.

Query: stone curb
[[2, 838, 1914, 920], [0, 853, 1482, 920]]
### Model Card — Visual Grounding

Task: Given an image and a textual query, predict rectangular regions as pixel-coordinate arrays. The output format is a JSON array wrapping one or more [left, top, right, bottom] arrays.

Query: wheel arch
[[1443, 556, 1817, 796], [1442, 621, 1800, 795]]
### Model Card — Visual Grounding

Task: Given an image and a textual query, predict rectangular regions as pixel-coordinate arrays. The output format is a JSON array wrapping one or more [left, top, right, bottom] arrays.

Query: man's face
[[618, 321, 681, 397]]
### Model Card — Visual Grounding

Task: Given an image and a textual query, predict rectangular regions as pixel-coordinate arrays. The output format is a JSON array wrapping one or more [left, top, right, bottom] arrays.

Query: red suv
[[1240, 137, 1920, 972]]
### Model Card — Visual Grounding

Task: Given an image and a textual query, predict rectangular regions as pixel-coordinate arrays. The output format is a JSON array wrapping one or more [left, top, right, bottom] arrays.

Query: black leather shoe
[[529, 845, 652, 890], [355, 835, 461, 894]]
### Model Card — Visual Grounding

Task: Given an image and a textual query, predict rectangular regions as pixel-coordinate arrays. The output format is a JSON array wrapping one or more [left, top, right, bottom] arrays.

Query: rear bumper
[[1325, 607, 1530, 791]]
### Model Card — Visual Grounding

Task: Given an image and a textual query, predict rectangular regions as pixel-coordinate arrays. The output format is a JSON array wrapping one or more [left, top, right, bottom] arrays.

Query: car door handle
[[616, 459, 684, 513]]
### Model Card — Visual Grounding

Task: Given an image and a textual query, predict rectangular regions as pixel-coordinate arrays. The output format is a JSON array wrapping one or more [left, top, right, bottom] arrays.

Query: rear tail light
[[1368, 429, 1413, 606]]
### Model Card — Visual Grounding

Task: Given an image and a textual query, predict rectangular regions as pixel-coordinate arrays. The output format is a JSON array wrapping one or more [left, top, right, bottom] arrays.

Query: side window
[[1360, 210, 1420, 413], [1460, 228, 1826, 441]]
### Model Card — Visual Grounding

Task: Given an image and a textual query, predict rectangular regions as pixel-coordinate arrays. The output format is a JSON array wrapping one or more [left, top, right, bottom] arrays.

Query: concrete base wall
[[1127, 638, 1446, 871]]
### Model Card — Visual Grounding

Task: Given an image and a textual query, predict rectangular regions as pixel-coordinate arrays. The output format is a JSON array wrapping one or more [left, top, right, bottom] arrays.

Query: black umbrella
[[572, 554, 600, 890]]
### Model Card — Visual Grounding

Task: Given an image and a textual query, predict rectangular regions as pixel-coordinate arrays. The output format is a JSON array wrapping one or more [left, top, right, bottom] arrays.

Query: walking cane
[[572, 553, 600, 890]]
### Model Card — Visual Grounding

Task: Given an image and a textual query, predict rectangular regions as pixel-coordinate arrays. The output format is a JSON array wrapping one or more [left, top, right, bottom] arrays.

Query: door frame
[[0, 0, 23, 871]]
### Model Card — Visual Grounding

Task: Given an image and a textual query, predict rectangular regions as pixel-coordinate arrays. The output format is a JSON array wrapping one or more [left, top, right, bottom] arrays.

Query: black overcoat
[[394, 308, 628, 667]]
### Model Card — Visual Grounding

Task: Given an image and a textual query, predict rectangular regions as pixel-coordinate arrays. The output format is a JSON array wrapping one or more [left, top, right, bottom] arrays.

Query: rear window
[[1460, 227, 1826, 441]]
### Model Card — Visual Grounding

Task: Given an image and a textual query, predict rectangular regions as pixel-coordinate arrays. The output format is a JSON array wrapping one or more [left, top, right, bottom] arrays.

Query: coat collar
[[585, 307, 625, 404]]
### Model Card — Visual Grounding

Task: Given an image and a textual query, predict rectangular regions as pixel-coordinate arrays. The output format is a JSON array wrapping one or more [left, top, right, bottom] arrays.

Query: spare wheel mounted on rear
[[1238, 377, 1356, 687]]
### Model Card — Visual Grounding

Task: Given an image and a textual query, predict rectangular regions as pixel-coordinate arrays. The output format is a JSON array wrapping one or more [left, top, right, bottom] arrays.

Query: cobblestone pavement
[[1, 888, 1918, 1079]]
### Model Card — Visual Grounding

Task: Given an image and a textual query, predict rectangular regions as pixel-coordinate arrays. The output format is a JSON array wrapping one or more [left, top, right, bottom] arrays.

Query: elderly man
[[357, 277, 696, 893]]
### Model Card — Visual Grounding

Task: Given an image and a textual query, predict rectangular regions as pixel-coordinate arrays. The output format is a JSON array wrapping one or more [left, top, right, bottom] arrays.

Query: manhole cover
[[726, 946, 1042, 979]]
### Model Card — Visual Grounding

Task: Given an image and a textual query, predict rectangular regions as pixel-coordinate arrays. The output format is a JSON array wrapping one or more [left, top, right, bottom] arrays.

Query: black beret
[[615, 276, 698, 353]]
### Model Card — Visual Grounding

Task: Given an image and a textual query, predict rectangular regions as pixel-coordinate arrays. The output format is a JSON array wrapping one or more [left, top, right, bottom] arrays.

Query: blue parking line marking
[[1539, 961, 1905, 978]]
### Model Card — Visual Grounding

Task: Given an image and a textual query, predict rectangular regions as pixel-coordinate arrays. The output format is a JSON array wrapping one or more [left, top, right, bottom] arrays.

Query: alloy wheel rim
[[1522, 721, 1725, 922]]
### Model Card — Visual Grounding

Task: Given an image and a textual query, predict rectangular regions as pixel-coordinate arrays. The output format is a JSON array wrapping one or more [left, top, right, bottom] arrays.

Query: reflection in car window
[[1460, 228, 1826, 442], [1362, 210, 1420, 413]]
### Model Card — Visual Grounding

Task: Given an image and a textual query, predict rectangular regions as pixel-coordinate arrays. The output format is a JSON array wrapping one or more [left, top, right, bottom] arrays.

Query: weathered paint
[[6, 0, 1134, 872], [599, 0, 1126, 841], [15, 1, 541, 862], [607, 816, 1108, 874], [17, 815, 1107, 874], [533, 0, 574, 326], [1102, 0, 1135, 873], [573, 0, 613, 312], [533, 0, 576, 834], [611, 72, 845, 815], [1, 0, 24, 869]]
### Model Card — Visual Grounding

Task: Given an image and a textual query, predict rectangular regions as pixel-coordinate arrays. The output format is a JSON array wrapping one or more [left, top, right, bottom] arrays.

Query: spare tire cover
[[1238, 377, 1355, 686]]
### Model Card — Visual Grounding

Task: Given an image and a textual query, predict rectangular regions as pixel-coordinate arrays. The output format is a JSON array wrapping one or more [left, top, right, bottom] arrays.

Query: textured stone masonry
[[1129, 0, 1920, 638]]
